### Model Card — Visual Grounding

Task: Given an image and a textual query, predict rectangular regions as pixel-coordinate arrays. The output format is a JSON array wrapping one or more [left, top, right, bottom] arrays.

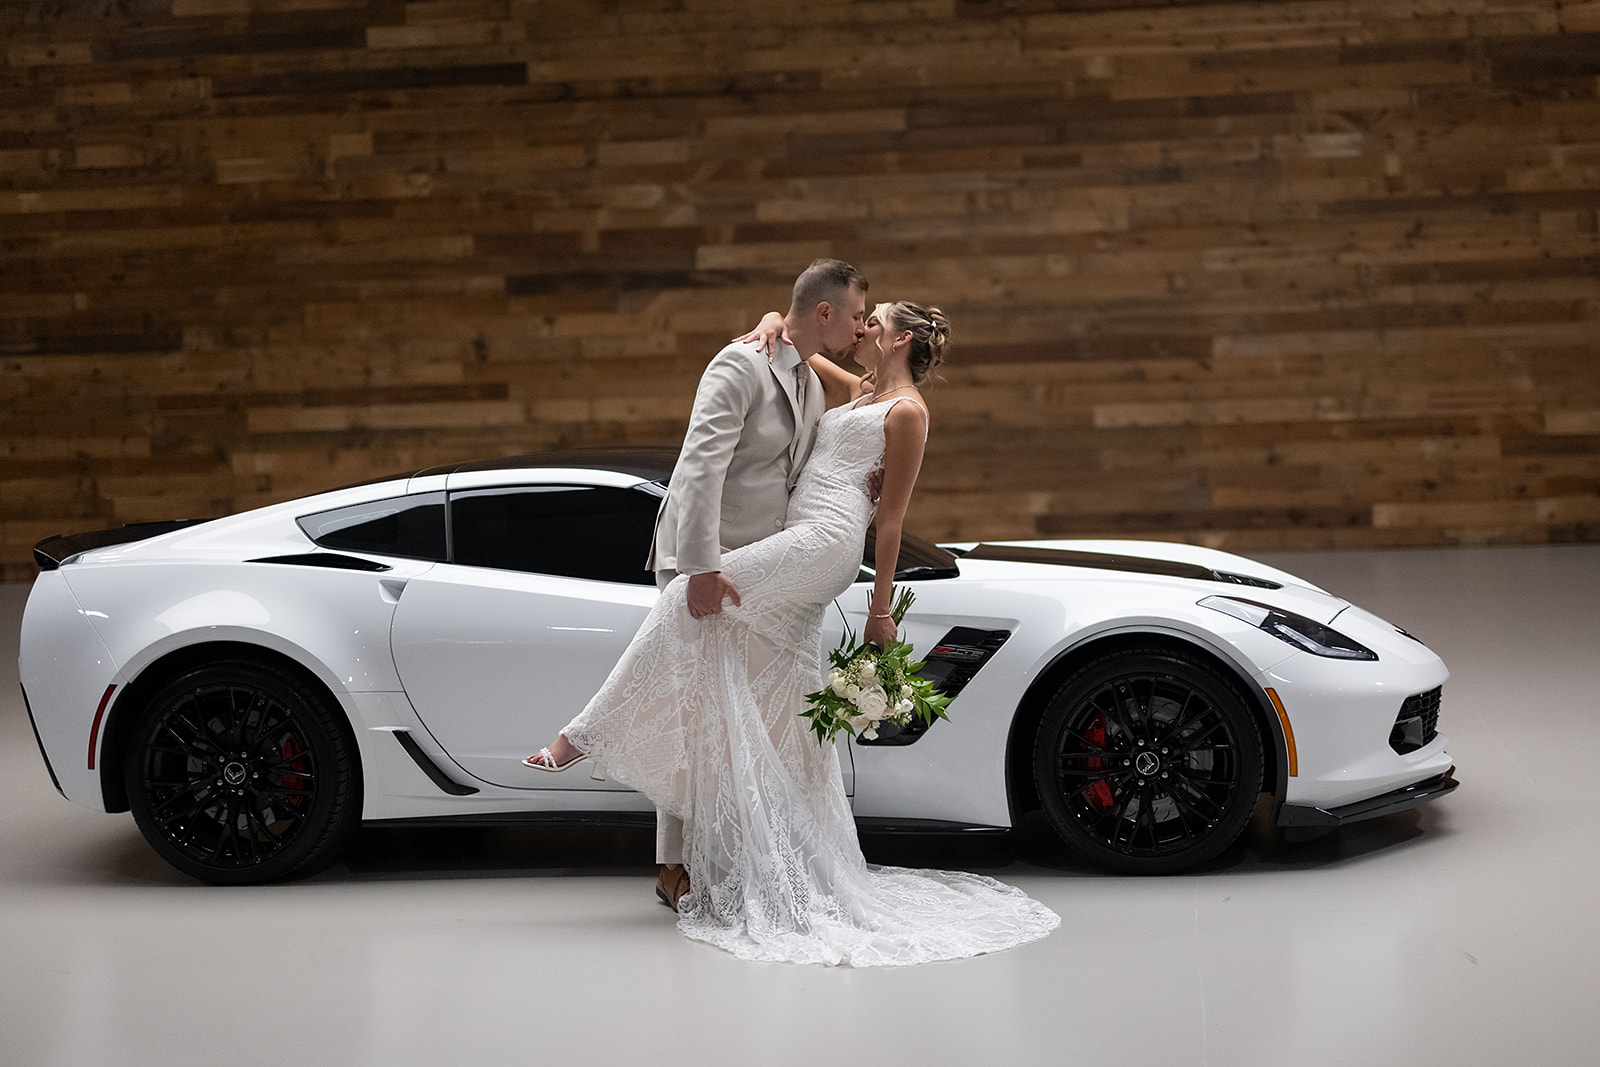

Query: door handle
[[378, 579, 407, 603]]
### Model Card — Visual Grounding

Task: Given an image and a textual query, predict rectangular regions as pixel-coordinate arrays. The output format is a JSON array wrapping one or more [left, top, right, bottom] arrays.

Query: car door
[[389, 480, 662, 790], [388, 474, 854, 798]]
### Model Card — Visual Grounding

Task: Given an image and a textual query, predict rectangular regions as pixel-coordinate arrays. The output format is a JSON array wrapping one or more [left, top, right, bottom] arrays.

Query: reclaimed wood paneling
[[3, 0, 1599, 579]]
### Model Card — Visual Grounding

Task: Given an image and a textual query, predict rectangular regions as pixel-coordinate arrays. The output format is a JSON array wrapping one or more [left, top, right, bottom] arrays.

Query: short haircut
[[790, 258, 868, 313]]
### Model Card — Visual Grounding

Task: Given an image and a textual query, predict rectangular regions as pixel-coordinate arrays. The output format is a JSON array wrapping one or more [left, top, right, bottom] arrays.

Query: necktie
[[794, 363, 808, 410]]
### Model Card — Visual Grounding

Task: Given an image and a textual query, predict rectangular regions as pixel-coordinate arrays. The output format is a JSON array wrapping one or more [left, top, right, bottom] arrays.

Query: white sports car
[[19, 449, 1457, 884]]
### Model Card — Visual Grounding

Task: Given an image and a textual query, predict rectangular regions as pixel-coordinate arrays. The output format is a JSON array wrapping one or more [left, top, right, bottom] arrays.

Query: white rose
[[845, 684, 862, 703], [859, 660, 878, 684], [858, 687, 889, 721], [829, 671, 849, 697], [861, 726, 879, 741]]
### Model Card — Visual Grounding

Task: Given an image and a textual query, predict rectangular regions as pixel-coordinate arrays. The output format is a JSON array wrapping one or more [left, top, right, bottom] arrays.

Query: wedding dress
[[562, 395, 1060, 965]]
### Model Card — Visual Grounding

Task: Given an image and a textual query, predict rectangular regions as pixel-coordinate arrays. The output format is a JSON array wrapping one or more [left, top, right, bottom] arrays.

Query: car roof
[[341, 447, 679, 491]]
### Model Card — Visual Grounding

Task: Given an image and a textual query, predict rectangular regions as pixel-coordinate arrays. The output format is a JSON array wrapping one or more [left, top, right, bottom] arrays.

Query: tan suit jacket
[[648, 339, 825, 576]]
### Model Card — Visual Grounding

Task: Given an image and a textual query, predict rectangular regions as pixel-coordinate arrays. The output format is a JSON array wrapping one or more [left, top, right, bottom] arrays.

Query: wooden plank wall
[[3, 0, 1599, 581]]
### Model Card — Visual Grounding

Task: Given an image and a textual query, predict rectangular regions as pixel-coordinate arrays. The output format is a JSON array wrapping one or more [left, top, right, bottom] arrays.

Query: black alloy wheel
[[1033, 649, 1263, 875], [125, 661, 359, 884]]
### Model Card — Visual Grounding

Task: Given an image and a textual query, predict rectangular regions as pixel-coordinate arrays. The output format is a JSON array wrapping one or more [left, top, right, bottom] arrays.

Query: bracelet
[[869, 612, 894, 619]]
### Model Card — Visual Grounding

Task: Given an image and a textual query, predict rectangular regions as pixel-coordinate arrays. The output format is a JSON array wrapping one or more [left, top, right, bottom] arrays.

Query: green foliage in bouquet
[[801, 587, 953, 745]]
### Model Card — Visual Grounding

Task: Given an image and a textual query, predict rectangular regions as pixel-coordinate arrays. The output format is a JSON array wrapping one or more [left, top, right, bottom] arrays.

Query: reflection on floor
[[3, 545, 1598, 1067]]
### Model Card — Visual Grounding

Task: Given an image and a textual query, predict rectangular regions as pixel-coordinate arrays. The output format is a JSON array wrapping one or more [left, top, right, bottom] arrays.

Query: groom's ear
[[814, 299, 832, 324]]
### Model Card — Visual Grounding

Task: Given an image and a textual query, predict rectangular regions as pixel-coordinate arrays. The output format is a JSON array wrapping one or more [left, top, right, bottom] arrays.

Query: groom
[[645, 258, 870, 910]]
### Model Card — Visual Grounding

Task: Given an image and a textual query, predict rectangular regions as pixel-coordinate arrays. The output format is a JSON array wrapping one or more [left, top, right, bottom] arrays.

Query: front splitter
[[1277, 768, 1460, 830]]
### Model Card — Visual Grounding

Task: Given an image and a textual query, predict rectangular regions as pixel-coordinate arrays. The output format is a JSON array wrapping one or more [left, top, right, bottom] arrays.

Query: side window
[[296, 492, 447, 561], [450, 485, 660, 585]]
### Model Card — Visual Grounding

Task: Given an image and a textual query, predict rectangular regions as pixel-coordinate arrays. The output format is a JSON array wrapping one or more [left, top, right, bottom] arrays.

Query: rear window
[[296, 492, 447, 561]]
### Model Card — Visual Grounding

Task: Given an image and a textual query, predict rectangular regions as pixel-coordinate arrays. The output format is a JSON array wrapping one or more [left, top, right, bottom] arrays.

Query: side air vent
[[391, 731, 479, 796], [1389, 687, 1442, 754], [856, 627, 1011, 747], [247, 553, 392, 572]]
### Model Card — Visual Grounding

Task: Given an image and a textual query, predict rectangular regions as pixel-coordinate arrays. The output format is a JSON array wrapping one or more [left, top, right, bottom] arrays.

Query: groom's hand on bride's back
[[687, 571, 741, 618]]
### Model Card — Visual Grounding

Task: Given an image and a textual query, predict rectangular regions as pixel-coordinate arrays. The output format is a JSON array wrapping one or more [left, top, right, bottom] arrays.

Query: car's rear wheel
[[125, 661, 358, 884], [1033, 649, 1263, 874]]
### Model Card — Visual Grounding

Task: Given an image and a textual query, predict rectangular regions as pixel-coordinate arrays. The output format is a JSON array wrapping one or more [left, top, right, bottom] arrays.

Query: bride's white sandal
[[522, 747, 587, 772]]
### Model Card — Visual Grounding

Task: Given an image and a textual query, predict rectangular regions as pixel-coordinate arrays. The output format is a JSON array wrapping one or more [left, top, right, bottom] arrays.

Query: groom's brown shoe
[[655, 864, 691, 912]]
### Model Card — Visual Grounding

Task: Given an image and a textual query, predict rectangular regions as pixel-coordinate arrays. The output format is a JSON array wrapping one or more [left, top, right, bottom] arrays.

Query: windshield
[[861, 525, 960, 580]]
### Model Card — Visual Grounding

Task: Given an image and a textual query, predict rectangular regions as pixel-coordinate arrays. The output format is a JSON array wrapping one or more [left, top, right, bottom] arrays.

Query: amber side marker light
[[1265, 687, 1298, 777], [87, 684, 116, 770]]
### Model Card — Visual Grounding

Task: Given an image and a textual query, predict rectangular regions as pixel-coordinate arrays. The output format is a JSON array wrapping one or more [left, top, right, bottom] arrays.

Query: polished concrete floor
[[3, 545, 1598, 1066]]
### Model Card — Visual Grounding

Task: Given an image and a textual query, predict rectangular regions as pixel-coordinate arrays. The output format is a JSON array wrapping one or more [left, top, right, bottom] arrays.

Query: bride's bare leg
[[523, 732, 584, 769]]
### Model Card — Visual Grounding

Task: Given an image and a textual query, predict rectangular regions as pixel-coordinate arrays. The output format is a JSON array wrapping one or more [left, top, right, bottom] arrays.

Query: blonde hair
[[879, 301, 949, 385]]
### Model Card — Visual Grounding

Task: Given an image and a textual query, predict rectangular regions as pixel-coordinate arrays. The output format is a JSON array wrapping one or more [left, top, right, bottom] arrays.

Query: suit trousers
[[654, 567, 685, 866]]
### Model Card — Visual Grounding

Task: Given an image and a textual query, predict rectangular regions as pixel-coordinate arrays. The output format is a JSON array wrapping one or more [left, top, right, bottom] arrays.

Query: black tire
[[125, 660, 359, 885], [1033, 648, 1263, 875]]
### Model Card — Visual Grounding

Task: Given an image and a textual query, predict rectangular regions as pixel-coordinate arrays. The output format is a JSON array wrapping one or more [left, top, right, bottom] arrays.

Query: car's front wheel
[[1033, 649, 1263, 875], [125, 660, 359, 884]]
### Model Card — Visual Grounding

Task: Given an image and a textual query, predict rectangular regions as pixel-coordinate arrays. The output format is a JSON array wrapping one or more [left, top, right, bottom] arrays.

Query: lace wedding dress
[[563, 396, 1060, 965]]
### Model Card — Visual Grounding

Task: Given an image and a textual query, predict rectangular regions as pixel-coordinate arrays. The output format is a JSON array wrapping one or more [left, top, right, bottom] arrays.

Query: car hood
[[943, 538, 1349, 624]]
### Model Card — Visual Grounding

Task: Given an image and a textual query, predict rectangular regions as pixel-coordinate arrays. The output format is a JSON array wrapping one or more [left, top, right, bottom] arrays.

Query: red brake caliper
[[1084, 710, 1114, 810], [280, 734, 307, 809]]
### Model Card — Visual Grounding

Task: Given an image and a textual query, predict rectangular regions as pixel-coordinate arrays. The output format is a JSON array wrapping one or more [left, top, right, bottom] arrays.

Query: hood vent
[[962, 544, 1282, 590]]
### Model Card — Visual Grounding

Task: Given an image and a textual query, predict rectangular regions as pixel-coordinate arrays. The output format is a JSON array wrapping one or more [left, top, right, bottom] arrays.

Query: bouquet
[[801, 587, 953, 744]]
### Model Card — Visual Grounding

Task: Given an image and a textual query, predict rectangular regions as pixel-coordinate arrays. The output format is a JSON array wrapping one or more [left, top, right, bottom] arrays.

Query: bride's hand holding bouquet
[[801, 587, 952, 744]]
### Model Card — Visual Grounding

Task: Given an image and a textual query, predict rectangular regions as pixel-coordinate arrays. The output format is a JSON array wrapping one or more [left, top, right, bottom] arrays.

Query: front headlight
[[1198, 595, 1378, 661]]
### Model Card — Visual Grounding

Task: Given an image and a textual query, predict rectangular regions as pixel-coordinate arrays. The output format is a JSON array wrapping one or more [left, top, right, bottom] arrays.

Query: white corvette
[[19, 449, 1457, 883]]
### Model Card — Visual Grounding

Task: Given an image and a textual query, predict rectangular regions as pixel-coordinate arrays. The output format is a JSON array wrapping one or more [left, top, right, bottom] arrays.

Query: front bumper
[[1278, 767, 1459, 830]]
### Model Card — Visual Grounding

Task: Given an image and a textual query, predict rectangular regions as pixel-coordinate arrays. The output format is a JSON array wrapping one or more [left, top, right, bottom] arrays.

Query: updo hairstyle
[[883, 301, 950, 385]]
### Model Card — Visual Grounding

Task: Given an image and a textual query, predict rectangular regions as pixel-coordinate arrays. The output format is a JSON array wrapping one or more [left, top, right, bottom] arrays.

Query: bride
[[527, 301, 1059, 965]]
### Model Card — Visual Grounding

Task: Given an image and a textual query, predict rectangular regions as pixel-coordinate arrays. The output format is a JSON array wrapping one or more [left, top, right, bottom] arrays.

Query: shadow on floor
[[322, 800, 1445, 884], [60, 796, 1450, 889]]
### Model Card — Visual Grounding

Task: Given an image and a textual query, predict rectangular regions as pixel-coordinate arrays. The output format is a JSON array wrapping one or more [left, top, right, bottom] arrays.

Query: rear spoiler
[[33, 520, 209, 570]]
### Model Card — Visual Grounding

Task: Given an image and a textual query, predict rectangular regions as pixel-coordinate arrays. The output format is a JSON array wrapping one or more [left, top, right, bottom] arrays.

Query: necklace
[[852, 382, 918, 411], [853, 383, 919, 412]]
